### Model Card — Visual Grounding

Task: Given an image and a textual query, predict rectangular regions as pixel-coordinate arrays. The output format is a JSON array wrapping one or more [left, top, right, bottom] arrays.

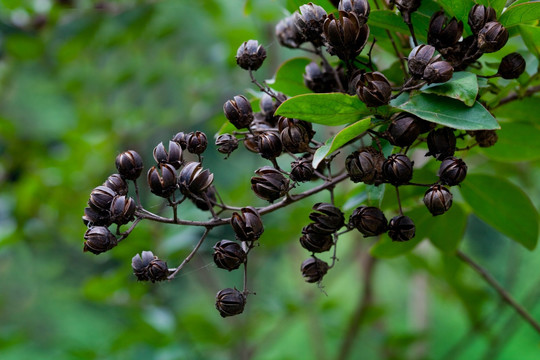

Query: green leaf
[[275, 93, 371, 125], [476, 0, 507, 15], [422, 72, 478, 107], [312, 118, 372, 168], [437, 0, 473, 23], [216, 121, 237, 136], [494, 97, 540, 121], [519, 25, 540, 59], [480, 122, 540, 162], [499, 2, 540, 27], [427, 204, 468, 253], [392, 93, 500, 130], [369, 10, 409, 34], [268, 58, 312, 97], [460, 174, 539, 250]]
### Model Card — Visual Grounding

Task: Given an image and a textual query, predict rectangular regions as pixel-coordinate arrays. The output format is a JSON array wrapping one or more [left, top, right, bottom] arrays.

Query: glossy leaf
[[268, 58, 312, 97], [519, 25, 540, 59], [460, 174, 539, 250], [499, 2, 540, 27], [422, 72, 478, 107], [392, 93, 500, 130], [480, 122, 540, 162], [476, 0, 507, 15], [369, 10, 410, 34], [437, 0, 472, 23], [427, 204, 468, 253], [312, 118, 372, 168]]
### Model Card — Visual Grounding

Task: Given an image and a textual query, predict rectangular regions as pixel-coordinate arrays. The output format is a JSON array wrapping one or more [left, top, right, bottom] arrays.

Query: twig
[[168, 227, 211, 279], [492, 85, 540, 109]]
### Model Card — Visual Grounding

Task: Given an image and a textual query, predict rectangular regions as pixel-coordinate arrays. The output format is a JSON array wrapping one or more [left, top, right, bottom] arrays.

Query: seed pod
[[103, 173, 128, 196], [276, 14, 306, 49], [498, 53, 526, 79], [303, 61, 346, 93], [257, 131, 283, 160], [323, 11, 370, 62], [215, 288, 246, 318], [384, 112, 423, 147], [243, 134, 260, 153], [131, 251, 169, 282], [147, 258, 169, 282], [470, 129, 498, 147], [290, 157, 315, 182], [388, 215, 416, 242], [478, 21, 508, 53], [382, 153, 414, 186], [178, 162, 214, 195], [395, 0, 421, 22], [349, 206, 388, 237], [260, 93, 286, 125], [230, 206, 264, 242], [83, 226, 118, 254], [427, 128, 456, 160], [188, 185, 217, 211], [215, 134, 239, 157], [438, 156, 467, 186], [213, 240, 247, 271], [147, 163, 177, 198], [408, 45, 436, 79], [223, 95, 254, 129], [345, 147, 384, 185], [82, 206, 111, 227], [294, 3, 328, 47], [424, 185, 453, 216], [251, 166, 289, 202], [300, 229, 334, 253], [185, 131, 208, 155], [110, 195, 136, 225], [88, 185, 117, 213], [236, 40, 266, 71], [172, 132, 188, 150], [115, 150, 143, 180], [309, 202, 345, 233], [301, 257, 329, 283], [153, 141, 183, 169], [339, 0, 370, 23], [355, 71, 392, 107], [423, 60, 454, 84], [468, 4, 497, 35], [278, 117, 314, 153], [427, 11, 463, 50]]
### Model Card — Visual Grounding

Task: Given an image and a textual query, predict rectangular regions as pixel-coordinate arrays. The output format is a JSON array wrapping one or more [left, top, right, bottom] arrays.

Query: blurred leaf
[[427, 204, 468, 253], [392, 93, 500, 130], [216, 121, 237, 136], [500, 2, 540, 27], [422, 72, 478, 106], [519, 25, 540, 59], [312, 117, 371, 168], [4, 34, 44, 59], [367, 183, 386, 208], [460, 174, 539, 250], [494, 96, 540, 121], [480, 122, 540, 161], [268, 57, 312, 97]]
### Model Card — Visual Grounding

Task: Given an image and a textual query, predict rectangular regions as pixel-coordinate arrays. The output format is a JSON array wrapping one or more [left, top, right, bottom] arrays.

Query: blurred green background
[[1, 0, 540, 359]]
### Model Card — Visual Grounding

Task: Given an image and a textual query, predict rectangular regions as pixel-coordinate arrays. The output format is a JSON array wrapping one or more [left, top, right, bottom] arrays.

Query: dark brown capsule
[[115, 150, 143, 180], [498, 52, 526, 79], [300, 257, 329, 283], [88, 185, 117, 213], [427, 11, 463, 50], [83, 226, 118, 254], [478, 21, 508, 53], [309, 202, 345, 233], [355, 71, 392, 107], [345, 147, 384, 185], [438, 156, 467, 186], [230, 206, 264, 242], [408, 45, 436, 79], [103, 173, 128, 196], [276, 14, 306, 49], [250, 166, 289, 202], [323, 11, 369, 62], [223, 95, 254, 130], [423, 60, 454, 84], [299, 230, 334, 253], [278, 117, 314, 153], [257, 131, 283, 160], [110, 195, 136, 225], [147, 163, 177, 198], [236, 40, 266, 71], [215, 134, 239, 157], [172, 131, 188, 150], [470, 129, 498, 148], [388, 215, 416, 242], [294, 3, 328, 47], [382, 153, 414, 186], [339, 0, 370, 22], [349, 206, 388, 237], [82, 206, 111, 227], [215, 288, 246, 318], [153, 141, 183, 169], [290, 157, 315, 182], [185, 131, 208, 155], [468, 4, 497, 35], [178, 162, 214, 196], [213, 240, 247, 271], [132, 251, 169, 282], [384, 112, 423, 147], [423, 185, 453, 216], [427, 128, 456, 160]]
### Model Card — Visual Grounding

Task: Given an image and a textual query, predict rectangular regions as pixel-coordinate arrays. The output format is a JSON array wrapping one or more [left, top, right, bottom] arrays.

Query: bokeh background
[[1, 0, 540, 359]]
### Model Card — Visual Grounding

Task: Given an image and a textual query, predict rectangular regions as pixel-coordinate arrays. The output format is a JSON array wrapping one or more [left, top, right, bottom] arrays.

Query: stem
[[492, 85, 540, 109], [168, 227, 211, 279], [395, 186, 403, 215], [248, 69, 278, 99], [117, 217, 142, 242], [133, 179, 142, 208], [316, 47, 345, 93], [456, 250, 540, 334], [386, 30, 407, 77]]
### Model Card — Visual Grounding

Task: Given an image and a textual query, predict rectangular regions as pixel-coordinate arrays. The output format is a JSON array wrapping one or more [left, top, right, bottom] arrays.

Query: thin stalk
[[168, 227, 211, 279]]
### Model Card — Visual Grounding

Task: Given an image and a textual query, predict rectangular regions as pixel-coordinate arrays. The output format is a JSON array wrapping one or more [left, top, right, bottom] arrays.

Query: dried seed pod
[[423, 60, 454, 84], [424, 185, 453, 216], [395, 0, 421, 22], [83, 226, 118, 254], [250, 166, 290, 202], [338, 0, 370, 22], [88, 185, 117, 213], [349, 206, 388, 237], [468, 4, 497, 35], [213, 240, 247, 271], [301, 257, 329, 283], [215, 134, 239, 157], [294, 3, 328, 47], [470, 129, 498, 147], [223, 95, 254, 129], [188, 185, 217, 211], [215, 288, 246, 317], [110, 195, 136, 225], [309, 202, 345, 233], [276, 14, 306, 49], [384, 112, 423, 147], [260, 93, 286, 125], [388, 215, 416, 242], [115, 150, 143, 180], [172, 131, 188, 150], [408, 45, 436, 79], [427, 11, 463, 50], [131, 251, 169, 282], [278, 117, 314, 153], [178, 162, 214, 196], [427, 128, 456, 160], [236, 40, 266, 71], [153, 141, 183, 169], [290, 157, 315, 182], [355, 71, 392, 107], [257, 131, 283, 160], [82, 206, 111, 227], [300, 229, 334, 253], [438, 156, 467, 186], [498, 53, 526, 79], [323, 11, 370, 62], [243, 134, 260, 153], [230, 206, 264, 242], [382, 153, 414, 186], [345, 147, 384, 185], [103, 173, 128, 196], [185, 131, 208, 155], [147, 163, 177, 198], [478, 21, 508, 53]]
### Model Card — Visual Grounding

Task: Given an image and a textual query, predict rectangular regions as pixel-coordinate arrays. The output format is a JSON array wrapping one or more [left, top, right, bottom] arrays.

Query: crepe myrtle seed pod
[[395, 0, 421, 22], [323, 12, 370, 62], [243, 134, 260, 153], [309, 203, 345, 233], [470, 129, 498, 148], [303, 222, 335, 237], [178, 162, 214, 196], [251, 166, 290, 202], [82, 206, 111, 227], [147, 163, 177, 198], [427, 127, 456, 160], [498, 53, 526, 79], [213, 240, 247, 271], [231, 206, 264, 242], [153, 141, 183, 169], [115, 150, 143, 180], [83, 226, 118, 254], [349, 206, 388, 237], [215, 134, 239, 157], [278, 117, 314, 153], [384, 112, 424, 147], [438, 156, 467, 186], [408, 45, 436, 78], [300, 230, 334, 253], [478, 22, 508, 53], [290, 157, 315, 182], [355, 71, 392, 107], [103, 173, 128, 196], [131, 251, 169, 282], [388, 215, 416, 242], [188, 185, 217, 211], [428, 11, 463, 50], [236, 40, 266, 71], [468, 4, 497, 35], [423, 60, 454, 84], [382, 153, 414, 186], [345, 147, 384, 185], [301, 257, 329, 283], [215, 288, 246, 318], [171, 131, 188, 149], [257, 131, 283, 160], [185, 131, 208, 155], [294, 3, 328, 47], [276, 14, 306, 49], [303, 61, 345, 93], [110, 195, 136, 225], [339, 0, 370, 23], [88, 185, 117, 213], [424, 185, 453, 216], [224, 95, 254, 130], [260, 93, 287, 125]]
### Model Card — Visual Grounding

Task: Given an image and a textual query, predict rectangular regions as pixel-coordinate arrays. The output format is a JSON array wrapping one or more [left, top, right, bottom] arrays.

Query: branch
[[493, 85, 540, 109], [167, 227, 211, 279]]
